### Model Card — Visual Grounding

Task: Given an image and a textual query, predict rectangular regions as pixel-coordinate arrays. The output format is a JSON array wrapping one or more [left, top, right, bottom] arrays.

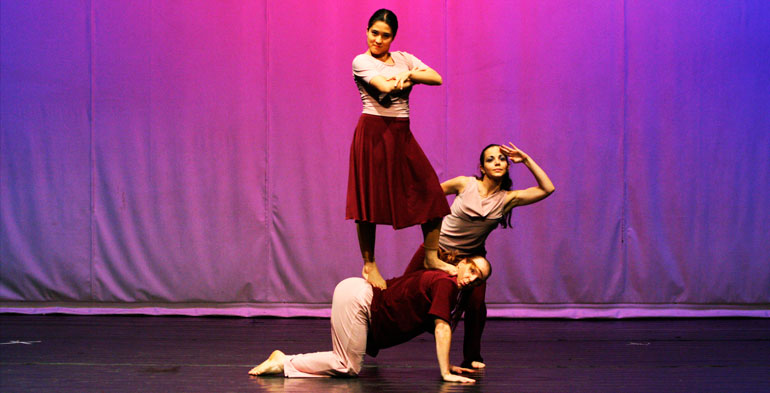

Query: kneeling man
[[249, 255, 490, 383]]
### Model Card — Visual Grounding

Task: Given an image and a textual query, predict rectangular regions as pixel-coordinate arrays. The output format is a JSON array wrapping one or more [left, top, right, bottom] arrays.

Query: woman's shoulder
[[352, 53, 373, 66], [391, 50, 415, 58], [455, 176, 477, 185], [394, 51, 429, 71], [459, 176, 476, 184], [464, 177, 481, 191], [391, 51, 420, 63], [443, 176, 474, 195]]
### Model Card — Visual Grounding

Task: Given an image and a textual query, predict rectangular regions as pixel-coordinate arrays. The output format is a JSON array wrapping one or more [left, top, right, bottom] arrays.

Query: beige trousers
[[283, 277, 373, 377]]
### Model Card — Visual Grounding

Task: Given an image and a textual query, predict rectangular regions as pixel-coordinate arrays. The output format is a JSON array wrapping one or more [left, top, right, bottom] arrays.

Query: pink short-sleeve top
[[352, 51, 428, 118]]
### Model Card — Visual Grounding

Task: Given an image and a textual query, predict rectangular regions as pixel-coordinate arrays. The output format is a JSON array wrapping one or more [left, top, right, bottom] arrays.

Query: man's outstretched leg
[[248, 278, 372, 378], [249, 350, 286, 375]]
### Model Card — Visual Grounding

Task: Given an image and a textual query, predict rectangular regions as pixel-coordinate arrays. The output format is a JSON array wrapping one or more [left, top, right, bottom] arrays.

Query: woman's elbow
[[376, 85, 394, 94], [423, 70, 442, 86]]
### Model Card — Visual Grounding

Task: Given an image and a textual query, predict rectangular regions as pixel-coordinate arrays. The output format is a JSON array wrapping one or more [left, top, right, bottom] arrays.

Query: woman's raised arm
[[500, 143, 555, 213]]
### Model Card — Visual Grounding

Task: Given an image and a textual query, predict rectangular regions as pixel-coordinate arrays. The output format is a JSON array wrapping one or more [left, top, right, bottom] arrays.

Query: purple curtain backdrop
[[1, 1, 768, 317]]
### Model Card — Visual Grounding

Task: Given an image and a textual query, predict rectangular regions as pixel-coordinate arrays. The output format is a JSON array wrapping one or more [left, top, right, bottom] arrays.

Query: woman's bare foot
[[363, 261, 387, 289], [248, 350, 286, 375]]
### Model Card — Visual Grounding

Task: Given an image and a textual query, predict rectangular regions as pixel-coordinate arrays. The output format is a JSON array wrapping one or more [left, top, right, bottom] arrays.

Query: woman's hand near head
[[499, 142, 529, 164], [500, 142, 555, 212], [437, 262, 458, 276]]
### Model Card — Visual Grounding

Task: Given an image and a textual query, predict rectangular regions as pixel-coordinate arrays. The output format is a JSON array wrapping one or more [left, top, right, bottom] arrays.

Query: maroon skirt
[[346, 114, 450, 229]]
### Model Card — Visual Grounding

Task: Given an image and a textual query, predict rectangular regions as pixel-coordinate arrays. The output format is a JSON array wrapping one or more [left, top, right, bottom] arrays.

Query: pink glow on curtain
[[1, 1, 768, 317]]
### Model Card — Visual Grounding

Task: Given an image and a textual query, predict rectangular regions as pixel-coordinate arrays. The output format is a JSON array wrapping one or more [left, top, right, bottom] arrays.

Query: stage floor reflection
[[1, 315, 768, 392]]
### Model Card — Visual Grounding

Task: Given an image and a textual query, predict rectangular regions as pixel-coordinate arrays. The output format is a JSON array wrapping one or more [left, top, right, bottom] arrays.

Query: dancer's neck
[[478, 176, 501, 198]]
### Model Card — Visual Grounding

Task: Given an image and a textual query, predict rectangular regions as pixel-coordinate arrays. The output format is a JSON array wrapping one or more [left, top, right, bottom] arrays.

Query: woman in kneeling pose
[[405, 142, 555, 369]]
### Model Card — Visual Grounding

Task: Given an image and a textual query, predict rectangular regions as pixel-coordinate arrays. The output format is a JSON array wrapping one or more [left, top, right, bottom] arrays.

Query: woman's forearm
[[423, 256, 456, 272], [503, 154, 555, 211], [409, 68, 442, 85], [523, 156, 555, 194]]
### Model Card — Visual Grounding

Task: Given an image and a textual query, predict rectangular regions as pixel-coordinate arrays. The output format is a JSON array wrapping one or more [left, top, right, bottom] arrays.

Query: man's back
[[366, 269, 459, 356]]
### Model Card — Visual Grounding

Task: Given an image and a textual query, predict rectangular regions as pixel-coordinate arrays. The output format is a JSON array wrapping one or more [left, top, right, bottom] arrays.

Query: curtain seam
[[88, 0, 96, 302], [264, 0, 272, 298], [621, 0, 630, 298]]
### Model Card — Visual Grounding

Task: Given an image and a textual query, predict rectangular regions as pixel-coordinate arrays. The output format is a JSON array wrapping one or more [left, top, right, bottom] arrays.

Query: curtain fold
[[1, 0, 768, 315]]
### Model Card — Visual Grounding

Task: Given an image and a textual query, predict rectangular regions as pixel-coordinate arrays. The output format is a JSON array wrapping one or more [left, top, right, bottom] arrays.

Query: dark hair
[[367, 8, 398, 37], [478, 144, 513, 229], [438, 247, 460, 265]]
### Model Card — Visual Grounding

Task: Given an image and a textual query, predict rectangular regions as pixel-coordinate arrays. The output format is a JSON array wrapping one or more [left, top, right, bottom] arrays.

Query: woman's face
[[367, 21, 394, 57], [481, 146, 509, 179]]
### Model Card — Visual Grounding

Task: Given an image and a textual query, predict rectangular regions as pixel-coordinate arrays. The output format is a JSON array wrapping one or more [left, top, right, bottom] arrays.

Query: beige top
[[352, 51, 427, 118], [439, 178, 507, 256]]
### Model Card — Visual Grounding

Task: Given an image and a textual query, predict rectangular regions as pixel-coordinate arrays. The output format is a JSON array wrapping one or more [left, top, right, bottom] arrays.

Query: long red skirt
[[346, 114, 449, 229]]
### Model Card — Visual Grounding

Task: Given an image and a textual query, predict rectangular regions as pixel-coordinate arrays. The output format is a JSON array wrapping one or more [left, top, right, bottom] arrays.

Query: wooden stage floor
[[1, 315, 768, 392]]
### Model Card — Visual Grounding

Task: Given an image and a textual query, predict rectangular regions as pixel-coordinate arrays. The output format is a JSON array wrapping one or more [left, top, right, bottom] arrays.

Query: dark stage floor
[[1, 315, 768, 392]]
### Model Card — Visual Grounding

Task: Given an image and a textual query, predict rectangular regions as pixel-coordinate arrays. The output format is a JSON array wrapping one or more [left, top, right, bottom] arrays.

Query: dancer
[[405, 142, 555, 368], [249, 255, 491, 383], [346, 8, 449, 290]]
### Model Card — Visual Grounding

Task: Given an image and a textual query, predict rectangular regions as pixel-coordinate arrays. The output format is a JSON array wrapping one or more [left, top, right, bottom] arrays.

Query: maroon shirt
[[366, 269, 459, 357]]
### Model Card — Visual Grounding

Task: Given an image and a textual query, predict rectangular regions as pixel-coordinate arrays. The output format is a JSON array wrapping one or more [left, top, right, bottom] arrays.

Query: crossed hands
[[385, 70, 413, 91]]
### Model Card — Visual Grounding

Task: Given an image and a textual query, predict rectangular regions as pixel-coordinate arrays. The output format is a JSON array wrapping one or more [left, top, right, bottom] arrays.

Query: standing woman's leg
[[347, 114, 389, 289], [357, 221, 385, 288], [356, 221, 376, 263], [421, 219, 442, 268]]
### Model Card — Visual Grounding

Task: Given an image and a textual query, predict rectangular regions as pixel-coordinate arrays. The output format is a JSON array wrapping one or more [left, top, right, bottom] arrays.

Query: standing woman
[[404, 142, 555, 368], [346, 9, 450, 289]]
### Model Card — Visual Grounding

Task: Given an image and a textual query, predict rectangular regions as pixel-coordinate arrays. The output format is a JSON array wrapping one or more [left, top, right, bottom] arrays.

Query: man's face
[[456, 257, 489, 289]]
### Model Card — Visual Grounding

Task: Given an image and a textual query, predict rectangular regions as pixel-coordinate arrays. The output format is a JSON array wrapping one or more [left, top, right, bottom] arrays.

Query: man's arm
[[434, 318, 475, 383]]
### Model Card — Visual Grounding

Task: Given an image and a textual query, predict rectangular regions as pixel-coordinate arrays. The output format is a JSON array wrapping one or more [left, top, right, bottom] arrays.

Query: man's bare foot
[[470, 361, 485, 369], [461, 360, 486, 369], [248, 350, 285, 375]]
